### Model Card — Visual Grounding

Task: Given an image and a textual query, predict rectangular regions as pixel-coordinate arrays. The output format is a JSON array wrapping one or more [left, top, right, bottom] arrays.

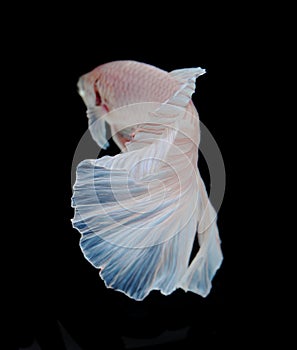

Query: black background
[[7, 7, 265, 349]]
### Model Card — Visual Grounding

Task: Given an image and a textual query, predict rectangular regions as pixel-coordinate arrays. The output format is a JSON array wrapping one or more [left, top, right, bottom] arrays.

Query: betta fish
[[71, 60, 223, 301]]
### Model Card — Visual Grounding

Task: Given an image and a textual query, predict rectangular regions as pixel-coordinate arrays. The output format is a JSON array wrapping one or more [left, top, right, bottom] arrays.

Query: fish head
[[77, 65, 114, 116]]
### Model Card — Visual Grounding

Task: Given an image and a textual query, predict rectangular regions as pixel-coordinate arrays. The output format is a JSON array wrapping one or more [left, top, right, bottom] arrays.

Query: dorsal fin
[[169, 67, 206, 83], [152, 67, 206, 118]]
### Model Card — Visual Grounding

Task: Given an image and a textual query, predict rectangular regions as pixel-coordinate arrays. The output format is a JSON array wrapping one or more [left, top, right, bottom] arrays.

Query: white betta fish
[[72, 60, 223, 300]]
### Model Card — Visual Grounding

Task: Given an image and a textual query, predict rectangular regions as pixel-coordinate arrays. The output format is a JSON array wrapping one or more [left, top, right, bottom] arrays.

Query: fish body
[[72, 60, 223, 300]]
